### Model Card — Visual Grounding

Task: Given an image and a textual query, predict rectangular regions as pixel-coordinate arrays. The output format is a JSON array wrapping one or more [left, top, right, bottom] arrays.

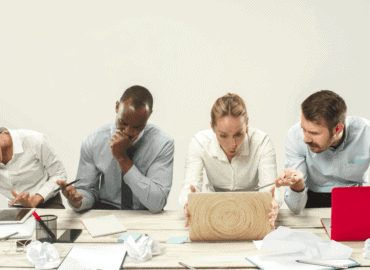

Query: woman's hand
[[267, 186, 279, 230], [184, 184, 196, 227]]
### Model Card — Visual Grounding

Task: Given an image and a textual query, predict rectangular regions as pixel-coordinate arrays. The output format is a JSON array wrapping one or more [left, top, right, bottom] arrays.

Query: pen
[[32, 211, 56, 242], [179, 262, 198, 270], [53, 178, 82, 193], [0, 231, 18, 240], [296, 260, 348, 269], [254, 175, 297, 191]]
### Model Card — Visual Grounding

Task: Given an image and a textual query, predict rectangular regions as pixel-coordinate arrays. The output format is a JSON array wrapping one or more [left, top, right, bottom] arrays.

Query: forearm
[[37, 175, 67, 202], [284, 187, 308, 215], [124, 165, 170, 213]]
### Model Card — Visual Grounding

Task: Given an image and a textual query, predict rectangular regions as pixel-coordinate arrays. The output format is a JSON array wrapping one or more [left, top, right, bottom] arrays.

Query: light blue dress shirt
[[69, 122, 174, 213], [285, 116, 370, 214]]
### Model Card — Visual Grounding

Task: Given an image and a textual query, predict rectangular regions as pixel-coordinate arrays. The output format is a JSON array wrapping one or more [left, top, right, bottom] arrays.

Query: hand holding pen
[[274, 168, 305, 192], [56, 179, 84, 209]]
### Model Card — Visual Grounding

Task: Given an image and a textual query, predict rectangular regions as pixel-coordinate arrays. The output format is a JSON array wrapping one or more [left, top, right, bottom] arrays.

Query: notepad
[[0, 218, 36, 239], [246, 251, 360, 270], [118, 233, 142, 242], [81, 214, 127, 238], [57, 244, 127, 270]]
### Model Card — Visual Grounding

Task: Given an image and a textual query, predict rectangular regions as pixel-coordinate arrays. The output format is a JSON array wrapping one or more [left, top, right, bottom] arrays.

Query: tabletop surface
[[0, 208, 369, 269]]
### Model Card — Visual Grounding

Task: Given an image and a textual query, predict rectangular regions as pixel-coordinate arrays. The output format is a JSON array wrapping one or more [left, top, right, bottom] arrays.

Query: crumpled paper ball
[[26, 241, 61, 269], [363, 239, 370, 258], [124, 235, 165, 261]]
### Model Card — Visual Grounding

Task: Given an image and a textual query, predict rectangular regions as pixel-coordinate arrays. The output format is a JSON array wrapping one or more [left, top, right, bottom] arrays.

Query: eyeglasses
[[1, 239, 32, 253]]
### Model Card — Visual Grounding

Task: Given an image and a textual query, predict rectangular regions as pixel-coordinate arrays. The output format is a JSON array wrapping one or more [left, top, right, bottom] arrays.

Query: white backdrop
[[1, 0, 369, 210]]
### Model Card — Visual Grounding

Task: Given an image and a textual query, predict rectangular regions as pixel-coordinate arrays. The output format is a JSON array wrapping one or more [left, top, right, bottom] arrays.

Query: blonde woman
[[179, 93, 284, 230]]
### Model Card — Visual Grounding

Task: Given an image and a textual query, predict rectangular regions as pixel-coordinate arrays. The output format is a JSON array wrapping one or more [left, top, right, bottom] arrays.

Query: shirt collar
[[0, 127, 24, 155], [210, 131, 250, 161], [111, 122, 145, 147]]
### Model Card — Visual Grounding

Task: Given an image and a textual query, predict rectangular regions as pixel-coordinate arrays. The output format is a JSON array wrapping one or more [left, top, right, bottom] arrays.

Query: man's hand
[[267, 186, 279, 230], [10, 190, 44, 208], [56, 180, 84, 209], [184, 184, 196, 227], [275, 168, 305, 192], [109, 130, 138, 161]]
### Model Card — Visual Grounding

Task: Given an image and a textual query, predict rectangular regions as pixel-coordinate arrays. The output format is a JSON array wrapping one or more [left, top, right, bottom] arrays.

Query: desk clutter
[[0, 209, 366, 269]]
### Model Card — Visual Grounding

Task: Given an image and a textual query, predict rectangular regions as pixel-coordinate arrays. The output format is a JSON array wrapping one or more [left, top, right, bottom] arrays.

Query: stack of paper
[[0, 218, 36, 239], [81, 214, 127, 238]]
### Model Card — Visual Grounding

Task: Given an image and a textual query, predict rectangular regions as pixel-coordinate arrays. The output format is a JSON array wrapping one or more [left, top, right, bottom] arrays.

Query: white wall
[[1, 0, 370, 210]]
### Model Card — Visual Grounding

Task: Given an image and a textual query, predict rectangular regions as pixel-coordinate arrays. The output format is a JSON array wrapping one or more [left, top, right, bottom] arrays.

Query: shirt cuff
[[285, 186, 308, 215], [123, 165, 142, 184], [36, 187, 53, 203], [68, 189, 95, 212]]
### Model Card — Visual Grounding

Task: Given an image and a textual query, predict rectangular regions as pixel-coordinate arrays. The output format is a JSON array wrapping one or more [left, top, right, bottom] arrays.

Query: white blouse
[[179, 127, 284, 207]]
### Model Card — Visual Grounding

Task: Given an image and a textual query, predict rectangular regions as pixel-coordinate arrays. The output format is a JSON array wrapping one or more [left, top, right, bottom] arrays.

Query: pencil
[[296, 259, 348, 269], [178, 262, 198, 270], [255, 175, 297, 191], [53, 178, 82, 193], [32, 211, 56, 242]]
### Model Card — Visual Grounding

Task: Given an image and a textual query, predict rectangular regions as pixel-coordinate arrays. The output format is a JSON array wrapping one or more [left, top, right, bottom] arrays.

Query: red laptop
[[324, 186, 370, 241]]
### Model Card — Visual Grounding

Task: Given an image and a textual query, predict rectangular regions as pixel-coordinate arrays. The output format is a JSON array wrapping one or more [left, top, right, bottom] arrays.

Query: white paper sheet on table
[[253, 226, 352, 259], [246, 251, 360, 270], [0, 218, 36, 239]]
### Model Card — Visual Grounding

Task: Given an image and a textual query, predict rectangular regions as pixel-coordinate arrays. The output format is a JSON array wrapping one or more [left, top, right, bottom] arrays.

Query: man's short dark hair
[[301, 90, 347, 131], [120, 85, 153, 112]]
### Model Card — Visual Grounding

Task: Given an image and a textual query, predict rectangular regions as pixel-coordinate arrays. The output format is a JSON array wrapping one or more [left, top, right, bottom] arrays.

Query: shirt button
[[334, 167, 337, 170]]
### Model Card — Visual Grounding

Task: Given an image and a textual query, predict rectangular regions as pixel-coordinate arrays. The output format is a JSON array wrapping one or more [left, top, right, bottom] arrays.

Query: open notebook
[[246, 251, 360, 270], [0, 218, 36, 239], [58, 245, 127, 270], [81, 214, 127, 238]]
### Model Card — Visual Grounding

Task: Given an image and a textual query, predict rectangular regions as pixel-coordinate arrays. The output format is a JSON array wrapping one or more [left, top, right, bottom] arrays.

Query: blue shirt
[[285, 116, 370, 214], [69, 122, 174, 213]]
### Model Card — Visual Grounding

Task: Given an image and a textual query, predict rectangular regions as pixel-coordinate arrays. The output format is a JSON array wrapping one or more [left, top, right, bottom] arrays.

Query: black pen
[[54, 179, 82, 193]]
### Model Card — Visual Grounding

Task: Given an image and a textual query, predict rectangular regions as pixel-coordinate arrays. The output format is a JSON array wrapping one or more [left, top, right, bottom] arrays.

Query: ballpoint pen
[[0, 231, 18, 241], [296, 259, 348, 269], [254, 175, 297, 190], [53, 179, 82, 193], [179, 262, 198, 270]]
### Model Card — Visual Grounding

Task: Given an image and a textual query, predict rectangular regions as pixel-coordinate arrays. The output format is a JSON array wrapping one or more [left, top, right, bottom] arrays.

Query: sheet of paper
[[81, 214, 127, 238], [118, 233, 142, 242], [57, 244, 127, 270], [246, 251, 360, 270], [166, 236, 188, 244], [0, 218, 36, 239]]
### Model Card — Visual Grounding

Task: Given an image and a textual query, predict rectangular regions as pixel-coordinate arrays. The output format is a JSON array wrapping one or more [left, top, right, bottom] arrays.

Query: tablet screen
[[0, 209, 32, 222]]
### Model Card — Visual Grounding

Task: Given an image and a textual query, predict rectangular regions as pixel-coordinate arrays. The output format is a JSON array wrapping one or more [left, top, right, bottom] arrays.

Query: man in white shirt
[[0, 127, 67, 209]]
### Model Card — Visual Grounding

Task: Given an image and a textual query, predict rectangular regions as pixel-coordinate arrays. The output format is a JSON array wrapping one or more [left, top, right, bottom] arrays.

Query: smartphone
[[57, 229, 82, 243]]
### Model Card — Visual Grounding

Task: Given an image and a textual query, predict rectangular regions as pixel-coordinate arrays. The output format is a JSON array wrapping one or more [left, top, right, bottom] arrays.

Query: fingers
[[56, 180, 67, 191], [11, 189, 18, 197], [189, 184, 196, 193], [184, 201, 190, 227], [10, 192, 24, 206], [269, 186, 275, 198]]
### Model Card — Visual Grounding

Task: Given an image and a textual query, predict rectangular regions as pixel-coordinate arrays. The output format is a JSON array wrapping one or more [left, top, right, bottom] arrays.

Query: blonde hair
[[211, 93, 248, 126]]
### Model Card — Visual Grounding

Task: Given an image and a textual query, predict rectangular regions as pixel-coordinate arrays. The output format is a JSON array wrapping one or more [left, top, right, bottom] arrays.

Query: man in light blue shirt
[[57, 85, 174, 213], [275, 90, 370, 214]]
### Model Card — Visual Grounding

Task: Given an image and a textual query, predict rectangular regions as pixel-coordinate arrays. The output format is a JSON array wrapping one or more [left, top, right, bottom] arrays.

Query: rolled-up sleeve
[[69, 136, 101, 212], [257, 135, 284, 207], [179, 136, 205, 208], [284, 127, 308, 215], [36, 134, 68, 202], [124, 139, 174, 213]]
